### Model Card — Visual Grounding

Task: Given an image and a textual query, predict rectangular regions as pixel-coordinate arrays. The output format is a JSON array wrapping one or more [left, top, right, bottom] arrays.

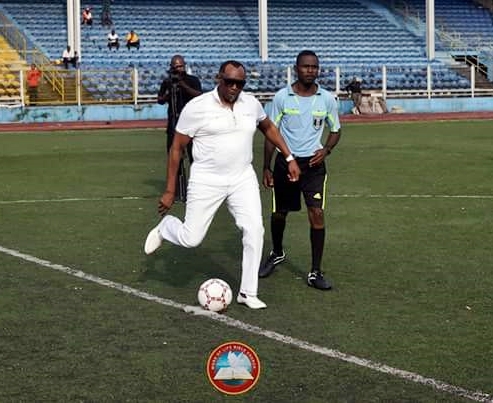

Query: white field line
[[1, 194, 493, 205], [0, 196, 144, 205], [332, 194, 493, 199], [0, 245, 491, 402]]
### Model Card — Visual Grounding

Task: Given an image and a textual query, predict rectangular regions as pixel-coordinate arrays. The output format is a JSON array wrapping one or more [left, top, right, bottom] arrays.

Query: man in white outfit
[[144, 60, 300, 309]]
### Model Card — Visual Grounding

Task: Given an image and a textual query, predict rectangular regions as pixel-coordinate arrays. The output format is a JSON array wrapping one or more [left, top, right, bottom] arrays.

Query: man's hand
[[287, 160, 301, 182], [262, 168, 274, 188], [158, 190, 174, 216], [309, 147, 330, 167], [177, 78, 190, 90]]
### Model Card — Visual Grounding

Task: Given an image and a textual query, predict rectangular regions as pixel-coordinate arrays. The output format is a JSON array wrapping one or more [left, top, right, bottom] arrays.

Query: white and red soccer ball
[[197, 278, 233, 312]]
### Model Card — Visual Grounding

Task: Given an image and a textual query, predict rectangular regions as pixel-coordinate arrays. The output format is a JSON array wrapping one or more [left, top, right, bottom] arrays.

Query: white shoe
[[144, 225, 163, 255], [237, 293, 267, 309]]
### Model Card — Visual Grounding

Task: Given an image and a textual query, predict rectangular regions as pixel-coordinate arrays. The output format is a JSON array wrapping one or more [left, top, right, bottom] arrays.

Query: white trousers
[[157, 166, 264, 296]]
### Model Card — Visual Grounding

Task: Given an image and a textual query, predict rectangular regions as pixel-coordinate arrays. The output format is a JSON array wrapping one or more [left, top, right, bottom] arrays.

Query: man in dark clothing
[[157, 55, 202, 201], [345, 76, 362, 114], [101, 0, 113, 27]]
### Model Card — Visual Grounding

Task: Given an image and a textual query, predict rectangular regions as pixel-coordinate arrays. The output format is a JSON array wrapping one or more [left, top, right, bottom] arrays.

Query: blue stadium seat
[[2, 0, 481, 95]]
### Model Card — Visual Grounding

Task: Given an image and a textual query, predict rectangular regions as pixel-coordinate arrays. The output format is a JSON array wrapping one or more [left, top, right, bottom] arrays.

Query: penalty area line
[[0, 245, 491, 402]]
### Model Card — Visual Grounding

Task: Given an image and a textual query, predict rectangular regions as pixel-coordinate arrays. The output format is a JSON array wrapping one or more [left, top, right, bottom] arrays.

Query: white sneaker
[[144, 225, 163, 255], [237, 293, 267, 309]]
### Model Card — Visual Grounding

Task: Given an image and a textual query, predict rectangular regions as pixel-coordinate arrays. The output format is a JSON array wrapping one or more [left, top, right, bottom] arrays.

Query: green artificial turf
[[1, 122, 492, 402]]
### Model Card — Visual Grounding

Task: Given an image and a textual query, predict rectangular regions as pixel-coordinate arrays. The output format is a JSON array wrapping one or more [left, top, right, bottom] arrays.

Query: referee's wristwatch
[[285, 154, 295, 162]]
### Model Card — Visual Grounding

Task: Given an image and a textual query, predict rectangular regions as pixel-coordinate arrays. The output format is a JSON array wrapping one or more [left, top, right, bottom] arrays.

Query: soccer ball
[[197, 278, 233, 312]]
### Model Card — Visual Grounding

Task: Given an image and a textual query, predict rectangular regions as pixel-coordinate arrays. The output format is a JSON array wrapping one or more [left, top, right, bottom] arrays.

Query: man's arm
[[261, 137, 277, 188], [324, 130, 341, 153], [177, 76, 202, 98], [309, 129, 341, 166], [262, 90, 285, 171], [258, 117, 300, 183], [159, 132, 191, 215], [263, 137, 276, 172], [258, 117, 291, 160], [324, 98, 342, 154], [309, 96, 342, 167], [157, 80, 170, 105]]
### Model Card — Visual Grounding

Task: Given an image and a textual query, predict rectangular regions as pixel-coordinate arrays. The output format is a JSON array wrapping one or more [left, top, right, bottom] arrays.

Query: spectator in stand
[[62, 45, 78, 69], [26, 64, 42, 105], [82, 7, 93, 26], [345, 76, 363, 115], [101, 0, 113, 27], [101, 10, 112, 27], [107, 29, 119, 51], [126, 30, 140, 50], [74, 51, 79, 68]]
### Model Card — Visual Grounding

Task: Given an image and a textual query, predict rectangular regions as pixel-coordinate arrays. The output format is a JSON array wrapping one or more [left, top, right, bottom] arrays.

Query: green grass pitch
[[0, 121, 492, 402]]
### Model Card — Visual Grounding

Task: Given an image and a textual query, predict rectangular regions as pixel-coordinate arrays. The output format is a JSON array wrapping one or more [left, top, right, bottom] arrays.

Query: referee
[[259, 50, 341, 290]]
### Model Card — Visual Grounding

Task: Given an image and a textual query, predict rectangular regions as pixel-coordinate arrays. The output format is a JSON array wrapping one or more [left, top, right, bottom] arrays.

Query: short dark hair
[[296, 50, 318, 65], [218, 60, 246, 75], [170, 54, 185, 66]]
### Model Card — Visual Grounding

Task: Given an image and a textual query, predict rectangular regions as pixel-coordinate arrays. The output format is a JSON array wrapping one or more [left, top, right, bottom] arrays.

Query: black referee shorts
[[271, 153, 328, 213]]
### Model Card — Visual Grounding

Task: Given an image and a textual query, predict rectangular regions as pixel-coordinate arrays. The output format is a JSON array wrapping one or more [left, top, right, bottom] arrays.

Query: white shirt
[[175, 88, 266, 183], [62, 49, 73, 58], [108, 32, 119, 43]]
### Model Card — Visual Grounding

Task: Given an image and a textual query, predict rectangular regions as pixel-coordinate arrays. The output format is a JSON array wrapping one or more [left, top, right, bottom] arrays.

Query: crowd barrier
[[2, 62, 493, 109]]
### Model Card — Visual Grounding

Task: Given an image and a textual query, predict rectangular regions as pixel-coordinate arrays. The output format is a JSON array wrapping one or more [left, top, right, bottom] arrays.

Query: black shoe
[[307, 271, 332, 290], [259, 251, 286, 278]]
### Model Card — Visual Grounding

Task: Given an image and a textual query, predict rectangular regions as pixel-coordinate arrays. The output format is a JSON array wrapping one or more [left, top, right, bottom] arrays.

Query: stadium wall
[[0, 103, 164, 123], [2, 98, 493, 123]]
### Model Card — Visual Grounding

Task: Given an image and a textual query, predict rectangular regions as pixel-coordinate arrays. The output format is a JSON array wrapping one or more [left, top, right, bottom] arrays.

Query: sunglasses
[[222, 77, 246, 89]]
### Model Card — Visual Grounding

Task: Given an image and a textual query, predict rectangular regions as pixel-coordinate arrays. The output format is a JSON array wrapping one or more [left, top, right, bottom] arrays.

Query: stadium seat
[[1, 0, 481, 97]]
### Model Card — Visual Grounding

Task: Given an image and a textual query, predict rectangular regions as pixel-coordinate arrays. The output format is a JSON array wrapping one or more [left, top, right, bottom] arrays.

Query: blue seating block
[[1, 0, 478, 94]]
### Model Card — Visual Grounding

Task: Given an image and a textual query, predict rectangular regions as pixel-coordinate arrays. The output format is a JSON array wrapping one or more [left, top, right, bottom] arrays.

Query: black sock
[[310, 227, 325, 272], [271, 213, 286, 255]]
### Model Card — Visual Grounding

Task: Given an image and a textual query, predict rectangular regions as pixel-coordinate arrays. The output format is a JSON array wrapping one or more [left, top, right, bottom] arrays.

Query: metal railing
[[2, 8, 493, 107], [0, 14, 26, 58], [1, 63, 492, 108], [0, 65, 136, 106], [0, 11, 65, 99], [31, 51, 65, 100]]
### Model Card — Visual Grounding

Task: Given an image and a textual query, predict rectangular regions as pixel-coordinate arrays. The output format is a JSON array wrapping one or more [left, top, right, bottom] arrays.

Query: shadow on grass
[[140, 235, 242, 290], [138, 213, 319, 292]]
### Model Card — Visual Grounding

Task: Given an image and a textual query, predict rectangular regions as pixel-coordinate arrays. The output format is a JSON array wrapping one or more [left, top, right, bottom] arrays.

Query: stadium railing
[[1, 62, 493, 108]]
